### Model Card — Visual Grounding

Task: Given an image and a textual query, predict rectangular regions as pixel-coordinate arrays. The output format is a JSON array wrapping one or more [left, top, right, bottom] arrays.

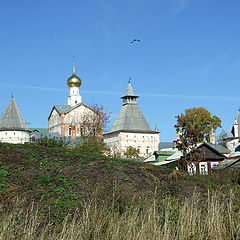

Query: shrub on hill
[[123, 146, 140, 158], [36, 136, 67, 148], [74, 137, 106, 159]]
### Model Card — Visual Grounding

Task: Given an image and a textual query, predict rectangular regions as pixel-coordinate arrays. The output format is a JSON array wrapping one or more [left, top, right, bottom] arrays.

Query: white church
[[103, 80, 160, 157], [48, 63, 99, 138], [225, 108, 240, 151]]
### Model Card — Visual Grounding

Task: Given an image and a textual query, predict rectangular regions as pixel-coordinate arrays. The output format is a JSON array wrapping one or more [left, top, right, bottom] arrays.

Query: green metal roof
[[155, 151, 175, 162], [29, 128, 49, 133]]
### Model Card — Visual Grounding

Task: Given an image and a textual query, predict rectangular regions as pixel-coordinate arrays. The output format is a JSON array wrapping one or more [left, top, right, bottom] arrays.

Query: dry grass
[[0, 190, 239, 240]]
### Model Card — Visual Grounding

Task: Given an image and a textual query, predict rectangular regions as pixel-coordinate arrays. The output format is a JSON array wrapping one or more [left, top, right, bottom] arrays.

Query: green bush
[[36, 136, 67, 148], [75, 137, 106, 159], [123, 146, 140, 158]]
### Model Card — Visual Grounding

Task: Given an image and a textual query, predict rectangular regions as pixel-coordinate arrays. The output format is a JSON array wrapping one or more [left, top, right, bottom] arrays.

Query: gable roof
[[54, 105, 72, 115], [48, 103, 95, 120], [0, 96, 30, 132], [208, 143, 230, 154]]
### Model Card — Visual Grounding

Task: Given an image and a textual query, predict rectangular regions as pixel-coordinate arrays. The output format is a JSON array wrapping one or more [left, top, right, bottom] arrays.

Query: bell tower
[[67, 58, 82, 107]]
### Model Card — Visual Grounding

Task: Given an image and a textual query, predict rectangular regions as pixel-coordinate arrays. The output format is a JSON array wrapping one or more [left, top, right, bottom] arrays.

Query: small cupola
[[121, 78, 139, 105]]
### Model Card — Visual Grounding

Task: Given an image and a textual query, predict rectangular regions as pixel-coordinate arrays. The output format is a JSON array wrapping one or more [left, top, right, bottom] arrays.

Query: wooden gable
[[199, 144, 225, 162]]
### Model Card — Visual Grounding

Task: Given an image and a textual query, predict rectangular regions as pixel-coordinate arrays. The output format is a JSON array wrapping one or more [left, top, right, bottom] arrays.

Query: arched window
[[146, 147, 150, 154], [80, 127, 84, 137]]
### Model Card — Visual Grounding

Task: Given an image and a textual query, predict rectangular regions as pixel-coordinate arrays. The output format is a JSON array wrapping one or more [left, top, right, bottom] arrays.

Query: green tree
[[174, 107, 222, 170], [123, 147, 140, 158], [175, 107, 221, 142]]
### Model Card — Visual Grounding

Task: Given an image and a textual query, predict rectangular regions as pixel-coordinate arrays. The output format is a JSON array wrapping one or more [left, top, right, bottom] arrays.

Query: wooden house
[[184, 142, 226, 175]]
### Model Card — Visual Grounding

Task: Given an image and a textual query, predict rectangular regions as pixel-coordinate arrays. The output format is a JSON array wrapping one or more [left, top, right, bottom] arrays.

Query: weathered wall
[[48, 105, 97, 137], [104, 131, 160, 157], [0, 130, 30, 144]]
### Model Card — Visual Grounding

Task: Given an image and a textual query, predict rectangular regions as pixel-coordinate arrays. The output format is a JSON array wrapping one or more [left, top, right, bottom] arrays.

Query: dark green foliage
[[123, 146, 140, 158], [75, 137, 106, 159], [0, 162, 9, 192], [36, 136, 67, 148]]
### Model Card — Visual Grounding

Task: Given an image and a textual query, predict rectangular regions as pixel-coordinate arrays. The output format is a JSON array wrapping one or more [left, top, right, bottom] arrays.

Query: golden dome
[[67, 73, 82, 87]]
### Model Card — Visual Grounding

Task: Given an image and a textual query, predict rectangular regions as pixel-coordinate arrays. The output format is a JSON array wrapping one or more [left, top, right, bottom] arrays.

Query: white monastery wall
[[0, 131, 30, 144], [104, 132, 160, 157]]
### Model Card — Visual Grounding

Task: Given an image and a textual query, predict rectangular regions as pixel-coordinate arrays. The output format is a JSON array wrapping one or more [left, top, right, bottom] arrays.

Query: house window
[[126, 135, 128, 138], [75, 100, 77, 104], [80, 127, 84, 137], [14, 132, 15, 135], [69, 127, 71, 136], [187, 163, 196, 175], [199, 162, 208, 175], [134, 135, 136, 138], [146, 148, 149, 154], [5, 132, 7, 135], [210, 162, 219, 169]]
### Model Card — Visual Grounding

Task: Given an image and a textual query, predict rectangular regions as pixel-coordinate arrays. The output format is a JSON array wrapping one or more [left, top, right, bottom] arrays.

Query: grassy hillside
[[0, 142, 239, 239]]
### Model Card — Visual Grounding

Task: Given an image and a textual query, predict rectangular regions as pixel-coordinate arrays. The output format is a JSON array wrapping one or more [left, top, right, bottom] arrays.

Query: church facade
[[0, 96, 31, 144], [225, 108, 240, 151], [48, 64, 100, 138], [103, 80, 160, 157]]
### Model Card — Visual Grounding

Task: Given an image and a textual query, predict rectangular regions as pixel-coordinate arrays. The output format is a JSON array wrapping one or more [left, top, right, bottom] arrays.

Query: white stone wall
[[0, 130, 30, 144], [104, 131, 160, 157], [226, 138, 239, 151], [104, 132, 122, 156]]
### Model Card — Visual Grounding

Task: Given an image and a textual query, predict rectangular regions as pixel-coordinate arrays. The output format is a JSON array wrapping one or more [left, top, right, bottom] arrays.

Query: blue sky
[[0, 0, 240, 141]]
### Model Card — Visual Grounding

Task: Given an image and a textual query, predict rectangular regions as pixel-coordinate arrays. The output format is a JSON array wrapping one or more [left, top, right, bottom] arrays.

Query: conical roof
[[111, 81, 155, 133], [111, 104, 153, 132], [121, 79, 138, 99], [125, 81, 135, 96], [0, 96, 30, 131]]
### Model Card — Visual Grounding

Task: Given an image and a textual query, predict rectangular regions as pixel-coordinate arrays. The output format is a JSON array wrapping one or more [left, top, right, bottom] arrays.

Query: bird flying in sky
[[130, 39, 141, 44]]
